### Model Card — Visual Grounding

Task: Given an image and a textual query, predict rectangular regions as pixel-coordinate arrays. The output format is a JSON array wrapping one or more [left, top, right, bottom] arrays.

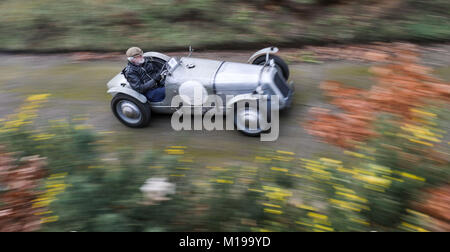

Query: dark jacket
[[124, 58, 163, 94]]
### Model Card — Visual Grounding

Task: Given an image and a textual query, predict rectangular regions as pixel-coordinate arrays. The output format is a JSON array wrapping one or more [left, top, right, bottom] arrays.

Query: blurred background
[[0, 0, 449, 51], [0, 0, 449, 232]]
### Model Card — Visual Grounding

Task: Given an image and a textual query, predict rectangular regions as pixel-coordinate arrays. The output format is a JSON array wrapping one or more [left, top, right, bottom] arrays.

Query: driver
[[124, 47, 166, 102]]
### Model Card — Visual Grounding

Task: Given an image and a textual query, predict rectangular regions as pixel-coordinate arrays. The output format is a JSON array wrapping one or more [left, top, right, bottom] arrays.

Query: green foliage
[[0, 0, 448, 51], [1, 95, 448, 232], [335, 109, 449, 229], [1, 120, 100, 174]]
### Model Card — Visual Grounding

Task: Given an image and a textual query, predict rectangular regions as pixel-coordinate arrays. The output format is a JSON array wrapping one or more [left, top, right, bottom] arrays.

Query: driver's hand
[[160, 70, 168, 78]]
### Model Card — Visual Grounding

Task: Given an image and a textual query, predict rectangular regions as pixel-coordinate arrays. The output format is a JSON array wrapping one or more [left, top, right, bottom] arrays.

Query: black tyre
[[252, 54, 290, 80], [234, 100, 270, 137], [111, 93, 151, 128]]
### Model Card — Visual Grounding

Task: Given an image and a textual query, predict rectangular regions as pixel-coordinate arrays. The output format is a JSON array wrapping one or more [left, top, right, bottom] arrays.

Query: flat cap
[[126, 47, 143, 57]]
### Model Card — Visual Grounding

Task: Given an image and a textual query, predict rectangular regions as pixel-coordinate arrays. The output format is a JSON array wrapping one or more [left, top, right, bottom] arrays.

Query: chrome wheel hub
[[236, 107, 262, 133], [116, 100, 142, 124]]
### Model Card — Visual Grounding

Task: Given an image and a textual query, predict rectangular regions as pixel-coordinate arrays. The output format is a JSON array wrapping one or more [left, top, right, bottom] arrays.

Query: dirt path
[[0, 44, 448, 164]]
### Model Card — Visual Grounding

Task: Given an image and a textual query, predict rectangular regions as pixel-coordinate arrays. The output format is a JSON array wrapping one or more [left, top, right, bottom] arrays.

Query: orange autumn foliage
[[0, 148, 47, 232], [417, 185, 450, 232], [305, 45, 450, 148]]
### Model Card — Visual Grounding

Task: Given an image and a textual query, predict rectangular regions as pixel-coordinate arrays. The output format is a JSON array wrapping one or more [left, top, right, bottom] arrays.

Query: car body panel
[[107, 86, 148, 104], [214, 62, 262, 94], [166, 57, 223, 95]]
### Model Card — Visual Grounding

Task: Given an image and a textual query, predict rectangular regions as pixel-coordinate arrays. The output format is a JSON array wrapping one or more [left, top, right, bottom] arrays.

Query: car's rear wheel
[[234, 101, 269, 137], [252, 54, 290, 80], [111, 93, 151, 128]]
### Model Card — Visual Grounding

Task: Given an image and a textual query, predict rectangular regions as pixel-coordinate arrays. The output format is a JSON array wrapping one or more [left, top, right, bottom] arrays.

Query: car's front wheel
[[111, 93, 151, 128], [234, 102, 269, 137]]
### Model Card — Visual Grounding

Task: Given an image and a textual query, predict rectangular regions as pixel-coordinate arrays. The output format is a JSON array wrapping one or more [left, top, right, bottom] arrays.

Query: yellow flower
[[215, 179, 233, 184], [264, 208, 283, 215], [344, 151, 369, 159], [176, 167, 191, 170], [169, 145, 187, 149], [40, 216, 59, 224], [170, 174, 185, 177], [314, 224, 334, 232], [336, 192, 368, 203], [406, 209, 430, 219], [264, 191, 292, 201], [165, 149, 185, 155], [381, 175, 404, 183], [400, 172, 426, 182], [262, 203, 282, 208], [272, 156, 294, 162], [401, 222, 429, 232], [276, 150, 295, 155], [307, 212, 328, 221], [329, 199, 368, 212], [34, 211, 53, 216], [149, 165, 164, 169], [178, 158, 194, 163], [413, 133, 441, 143], [296, 204, 318, 211], [248, 188, 264, 193], [262, 186, 282, 192], [355, 174, 391, 187], [295, 221, 313, 227], [408, 138, 433, 147], [49, 173, 68, 179], [26, 93, 51, 102], [300, 158, 320, 164], [271, 167, 288, 172], [410, 108, 436, 118], [337, 167, 357, 175], [319, 157, 342, 164], [32, 133, 56, 141], [368, 164, 392, 174], [88, 165, 104, 169]]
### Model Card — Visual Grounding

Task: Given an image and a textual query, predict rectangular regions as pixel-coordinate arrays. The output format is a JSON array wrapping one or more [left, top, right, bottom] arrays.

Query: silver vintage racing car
[[106, 47, 294, 136]]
